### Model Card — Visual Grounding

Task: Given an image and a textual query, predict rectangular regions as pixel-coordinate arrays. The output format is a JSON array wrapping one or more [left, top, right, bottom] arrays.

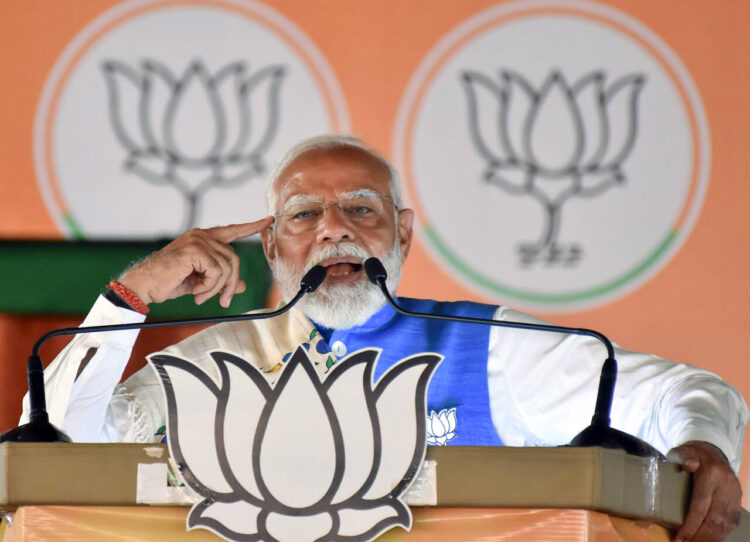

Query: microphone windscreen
[[300, 265, 327, 293], [364, 257, 388, 284]]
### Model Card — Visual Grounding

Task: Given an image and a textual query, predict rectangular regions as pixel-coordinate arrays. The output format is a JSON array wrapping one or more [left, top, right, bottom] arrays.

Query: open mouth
[[317, 257, 364, 281], [325, 262, 363, 277]]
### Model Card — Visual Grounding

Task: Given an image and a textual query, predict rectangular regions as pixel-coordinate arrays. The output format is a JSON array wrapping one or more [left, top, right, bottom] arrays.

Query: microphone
[[364, 257, 661, 458], [0, 265, 328, 444], [299, 264, 327, 293]]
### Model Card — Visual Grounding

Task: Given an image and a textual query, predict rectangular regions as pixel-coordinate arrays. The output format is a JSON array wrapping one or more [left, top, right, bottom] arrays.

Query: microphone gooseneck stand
[[0, 265, 328, 444], [363, 257, 662, 458]]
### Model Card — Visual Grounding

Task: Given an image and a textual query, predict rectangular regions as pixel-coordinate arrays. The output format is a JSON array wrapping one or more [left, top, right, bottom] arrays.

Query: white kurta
[[21, 295, 748, 472]]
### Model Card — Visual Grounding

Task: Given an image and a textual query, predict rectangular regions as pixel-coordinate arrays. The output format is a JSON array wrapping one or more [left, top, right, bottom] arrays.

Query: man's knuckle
[[689, 492, 712, 508], [185, 227, 205, 239], [702, 463, 726, 481], [229, 253, 241, 269], [178, 235, 202, 250], [217, 256, 231, 271]]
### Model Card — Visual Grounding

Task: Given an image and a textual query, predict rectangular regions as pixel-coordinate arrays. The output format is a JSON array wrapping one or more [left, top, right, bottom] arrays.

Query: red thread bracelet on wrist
[[107, 280, 150, 314]]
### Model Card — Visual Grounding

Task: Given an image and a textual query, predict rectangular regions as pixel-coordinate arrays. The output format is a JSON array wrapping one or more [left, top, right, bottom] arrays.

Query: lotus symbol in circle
[[462, 69, 645, 266], [149, 346, 442, 542], [103, 58, 285, 230]]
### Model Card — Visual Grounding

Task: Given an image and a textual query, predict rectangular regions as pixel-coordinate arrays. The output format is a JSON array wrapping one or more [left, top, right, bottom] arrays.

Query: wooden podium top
[[0, 442, 747, 539], [0, 443, 683, 520]]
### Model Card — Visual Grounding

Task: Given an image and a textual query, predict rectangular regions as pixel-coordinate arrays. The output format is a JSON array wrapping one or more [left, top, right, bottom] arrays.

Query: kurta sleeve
[[486, 306, 748, 472], [20, 294, 145, 442]]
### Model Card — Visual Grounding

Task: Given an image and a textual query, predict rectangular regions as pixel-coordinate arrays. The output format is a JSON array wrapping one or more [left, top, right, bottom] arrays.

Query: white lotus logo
[[462, 69, 645, 266], [426, 408, 456, 446], [103, 59, 285, 230], [149, 346, 441, 542]]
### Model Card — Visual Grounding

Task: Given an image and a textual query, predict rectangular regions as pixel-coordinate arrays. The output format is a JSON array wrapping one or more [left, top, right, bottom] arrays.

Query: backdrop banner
[[1, 0, 748, 500]]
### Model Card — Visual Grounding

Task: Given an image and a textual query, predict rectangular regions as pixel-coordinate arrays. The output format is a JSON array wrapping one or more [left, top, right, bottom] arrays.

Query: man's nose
[[317, 203, 356, 243]]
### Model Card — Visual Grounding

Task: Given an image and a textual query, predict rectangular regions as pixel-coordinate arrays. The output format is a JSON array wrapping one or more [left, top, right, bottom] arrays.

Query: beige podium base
[[4, 443, 748, 540], [0, 506, 672, 541]]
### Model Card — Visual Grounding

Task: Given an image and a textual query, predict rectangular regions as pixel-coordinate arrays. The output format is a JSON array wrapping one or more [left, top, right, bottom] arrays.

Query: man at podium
[[22, 135, 748, 541]]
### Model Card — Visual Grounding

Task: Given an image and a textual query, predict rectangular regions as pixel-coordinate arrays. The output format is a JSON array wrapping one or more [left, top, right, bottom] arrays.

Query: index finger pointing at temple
[[208, 216, 275, 243]]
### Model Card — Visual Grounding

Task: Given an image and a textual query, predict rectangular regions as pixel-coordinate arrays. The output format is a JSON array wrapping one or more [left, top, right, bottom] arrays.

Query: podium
[[0, 442, 747, 540]]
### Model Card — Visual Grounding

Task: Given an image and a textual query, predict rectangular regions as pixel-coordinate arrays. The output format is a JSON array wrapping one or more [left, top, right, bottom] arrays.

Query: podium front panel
[[0, 506, 673, 542]]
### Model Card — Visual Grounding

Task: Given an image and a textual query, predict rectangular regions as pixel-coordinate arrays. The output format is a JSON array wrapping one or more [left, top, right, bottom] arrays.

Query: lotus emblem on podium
[[149, 346, 441, 542], [103, 59, 285, 230]]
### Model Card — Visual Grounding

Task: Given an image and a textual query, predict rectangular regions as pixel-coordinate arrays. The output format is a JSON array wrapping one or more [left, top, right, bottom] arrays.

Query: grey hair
[[265, 134, 403, 214]]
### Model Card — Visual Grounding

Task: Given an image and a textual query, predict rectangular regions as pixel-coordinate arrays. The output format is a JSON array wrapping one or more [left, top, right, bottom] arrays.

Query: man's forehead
[[274, 147, 390, 204]]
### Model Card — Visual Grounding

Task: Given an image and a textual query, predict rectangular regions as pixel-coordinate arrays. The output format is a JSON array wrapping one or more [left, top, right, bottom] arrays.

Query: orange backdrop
[[1, 0, 749, 496]]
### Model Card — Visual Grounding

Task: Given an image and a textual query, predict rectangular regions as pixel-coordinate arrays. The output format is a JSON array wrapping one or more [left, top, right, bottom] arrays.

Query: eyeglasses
[[274, 193, 396, 234]]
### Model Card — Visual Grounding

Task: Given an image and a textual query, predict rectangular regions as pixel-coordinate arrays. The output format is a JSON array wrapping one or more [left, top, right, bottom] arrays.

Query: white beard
[[274, 240, 402, 329]]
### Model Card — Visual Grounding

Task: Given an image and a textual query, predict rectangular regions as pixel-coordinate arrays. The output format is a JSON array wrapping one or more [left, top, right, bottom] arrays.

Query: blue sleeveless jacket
[[315, 298, 502, 446]]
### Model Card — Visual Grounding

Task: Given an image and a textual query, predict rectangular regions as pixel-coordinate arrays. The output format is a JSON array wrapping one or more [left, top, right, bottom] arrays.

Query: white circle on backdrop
[[394, 0, 709, 312], [35, 0, 349, 239]]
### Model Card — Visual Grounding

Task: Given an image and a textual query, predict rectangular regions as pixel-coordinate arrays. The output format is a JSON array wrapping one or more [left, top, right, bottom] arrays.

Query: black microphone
[[0, 265, 327, 444], [299, 264, 327, 293], [364, 257, 661, 458]]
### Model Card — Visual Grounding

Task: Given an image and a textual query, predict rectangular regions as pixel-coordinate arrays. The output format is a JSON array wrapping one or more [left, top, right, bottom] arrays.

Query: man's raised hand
[[119, 217, 274, 309]]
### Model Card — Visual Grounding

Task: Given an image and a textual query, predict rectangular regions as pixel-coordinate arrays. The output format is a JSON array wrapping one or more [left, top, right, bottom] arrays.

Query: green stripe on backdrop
[[0, 241, 272, 318]]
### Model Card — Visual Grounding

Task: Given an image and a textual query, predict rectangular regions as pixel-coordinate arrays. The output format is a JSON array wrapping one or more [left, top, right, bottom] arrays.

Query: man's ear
[[261, 226, 276, 268], [397, 208, 415, 260]]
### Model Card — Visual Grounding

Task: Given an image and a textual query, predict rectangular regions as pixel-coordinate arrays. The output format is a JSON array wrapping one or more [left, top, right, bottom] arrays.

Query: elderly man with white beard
[[21, 135, 748, 542]]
